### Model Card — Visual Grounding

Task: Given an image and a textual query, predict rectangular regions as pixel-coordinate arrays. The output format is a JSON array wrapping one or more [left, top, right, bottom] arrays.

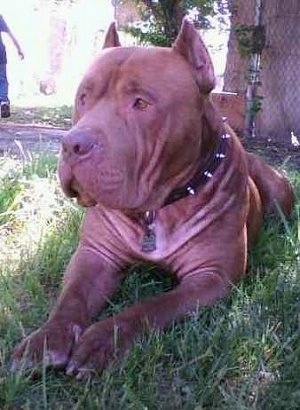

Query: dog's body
[[12, 21, 294, 377]]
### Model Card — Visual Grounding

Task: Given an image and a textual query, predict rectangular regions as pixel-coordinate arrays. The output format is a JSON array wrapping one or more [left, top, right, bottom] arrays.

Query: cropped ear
[[172, 18, 215, 94], [103, 22, 121, 49]]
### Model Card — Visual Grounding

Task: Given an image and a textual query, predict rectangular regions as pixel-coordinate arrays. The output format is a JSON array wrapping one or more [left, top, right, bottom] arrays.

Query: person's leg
[[0, 63, 10, 117], [0, 63, 9, 102]]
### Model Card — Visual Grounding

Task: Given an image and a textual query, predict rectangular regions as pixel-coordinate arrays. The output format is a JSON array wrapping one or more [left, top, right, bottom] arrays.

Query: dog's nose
[[61, 130, 96, 158]]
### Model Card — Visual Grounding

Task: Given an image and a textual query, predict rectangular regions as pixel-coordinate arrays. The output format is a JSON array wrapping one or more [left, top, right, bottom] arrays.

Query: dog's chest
[[82, 201, 231, 263]]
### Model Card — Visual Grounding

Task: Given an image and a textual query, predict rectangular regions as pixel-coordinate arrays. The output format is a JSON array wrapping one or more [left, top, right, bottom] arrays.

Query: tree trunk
[[39, 9, 67, 95], [162, 0, 184, 42], [223, 0, 256, 93], [142, 0, 184, 44]]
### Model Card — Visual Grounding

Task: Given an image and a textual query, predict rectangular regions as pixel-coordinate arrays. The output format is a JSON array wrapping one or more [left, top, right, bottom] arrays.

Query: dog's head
[[58, 19, 218, 211]]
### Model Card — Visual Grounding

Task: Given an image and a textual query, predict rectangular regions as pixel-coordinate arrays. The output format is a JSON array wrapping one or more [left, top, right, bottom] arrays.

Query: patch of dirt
[[0, 124, 66, 158], [0, 123, 299, 170], [241, 135, 300, 170]]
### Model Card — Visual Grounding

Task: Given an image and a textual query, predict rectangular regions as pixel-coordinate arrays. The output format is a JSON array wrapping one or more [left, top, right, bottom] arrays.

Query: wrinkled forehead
[[80, 46, 195, 93]]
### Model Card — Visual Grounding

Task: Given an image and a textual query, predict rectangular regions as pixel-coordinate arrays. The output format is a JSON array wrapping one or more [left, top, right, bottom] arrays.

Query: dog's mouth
[[68, 180, 97, 208]]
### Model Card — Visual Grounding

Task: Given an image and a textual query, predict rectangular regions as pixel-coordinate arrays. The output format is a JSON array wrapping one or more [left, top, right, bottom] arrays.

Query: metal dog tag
[[141, 228, 156, 252]]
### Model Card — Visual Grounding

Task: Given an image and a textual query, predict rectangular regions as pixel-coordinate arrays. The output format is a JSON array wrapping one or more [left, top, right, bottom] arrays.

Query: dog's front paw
[[66, 319, 133, 379], [11, 319, 82, 372]]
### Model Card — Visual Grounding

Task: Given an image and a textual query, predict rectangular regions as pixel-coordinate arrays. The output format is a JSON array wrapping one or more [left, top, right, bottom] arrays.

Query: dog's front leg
[[11, 246, 122, 371], [66, 271, 229, 378]]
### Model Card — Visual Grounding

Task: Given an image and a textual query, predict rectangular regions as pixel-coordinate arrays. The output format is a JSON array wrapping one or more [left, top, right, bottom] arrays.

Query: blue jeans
[[0, 63, 9, 103]]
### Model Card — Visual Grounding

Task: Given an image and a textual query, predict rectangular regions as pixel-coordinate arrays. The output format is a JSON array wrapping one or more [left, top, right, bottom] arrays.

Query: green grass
[[0, 154, 299, 410]]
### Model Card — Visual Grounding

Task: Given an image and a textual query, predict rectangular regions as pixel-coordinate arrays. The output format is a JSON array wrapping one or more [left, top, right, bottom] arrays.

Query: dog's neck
[[163, 105, 229, 207], [141, 104, 230, 253]]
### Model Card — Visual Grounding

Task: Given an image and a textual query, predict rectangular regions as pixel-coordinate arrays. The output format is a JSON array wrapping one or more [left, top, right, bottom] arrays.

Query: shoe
[[1, 102, 10, 118]]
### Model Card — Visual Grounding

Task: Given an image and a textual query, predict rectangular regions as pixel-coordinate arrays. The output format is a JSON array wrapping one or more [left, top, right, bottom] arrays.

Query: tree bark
[[141, 0, 184, 44], [223, 0, 256, 94], [39, 9, 67, 95]]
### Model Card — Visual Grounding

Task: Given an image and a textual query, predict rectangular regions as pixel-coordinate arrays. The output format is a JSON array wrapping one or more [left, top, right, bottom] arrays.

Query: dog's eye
[[133, 98, 150, 110], [80, 93, 87, 106]]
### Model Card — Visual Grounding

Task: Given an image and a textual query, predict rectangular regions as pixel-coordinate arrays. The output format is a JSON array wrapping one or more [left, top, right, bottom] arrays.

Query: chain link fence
[[250, 0, 300, 146]]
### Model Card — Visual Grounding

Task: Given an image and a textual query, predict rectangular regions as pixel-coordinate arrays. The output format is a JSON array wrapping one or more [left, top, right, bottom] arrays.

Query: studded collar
[[163, 131, 230, 207]]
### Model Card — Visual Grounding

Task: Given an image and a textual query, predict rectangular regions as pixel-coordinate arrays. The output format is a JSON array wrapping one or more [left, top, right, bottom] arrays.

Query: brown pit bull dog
[[11, 20, 294, 378]]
